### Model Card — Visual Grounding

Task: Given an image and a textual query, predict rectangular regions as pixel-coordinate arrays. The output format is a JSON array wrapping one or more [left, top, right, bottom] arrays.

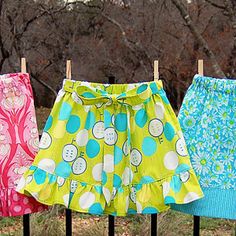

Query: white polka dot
[[103, 154, 114, 173], [31, 192, 39, 200], [72, 92, 83, 104], [122, 140, 129, 156], [62, 144, 78, 162], [148, 119, 164, 137], [104, 127, 117, 145], [14, 205, 22, 212], [92, 121, 104, 139], [122, 167, 133, 186], [111, 187, 117, 200], [63, 194, 70, 207], [72, 158, 87, 175], [84, 105, 91, 112], [130, 187, 136, 203], [76, 129, 88, 146], [102, 187, 111, 204], [180, 171, 190, 183], [79, 192, 95, 209], [57, 177, 65, 187], [155, 102, 165, 120], [125, 196, 129, 212], [95, 102, 103, 108], [106, 99, 112, 106], [38, 158, 56, 173], [130, 149, 142, 167], [164, 151, 179, 170], [127, 84, 136, 91], [132, 104, 143, 111], [92, 163, 103, 181], [16, 177, 25, 191], [70, 180, 78, 193], [162, 182, 170, 197], [176, 138, 188, 156], [136, 201, 142, 213], [55, 89, 65, 103], [184, 192, 199, 203], [39, 132, 52, 149], [26, 175, 33, 184]]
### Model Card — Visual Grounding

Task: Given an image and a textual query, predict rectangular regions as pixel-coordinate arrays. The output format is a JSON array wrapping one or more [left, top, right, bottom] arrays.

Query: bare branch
[[205, 0, 226, 10], [171, 0, 226, 77]]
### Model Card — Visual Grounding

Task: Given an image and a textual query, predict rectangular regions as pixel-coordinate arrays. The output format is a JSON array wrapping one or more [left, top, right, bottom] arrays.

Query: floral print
[[171, 74, 236, 219], [0, 73, 47, 216]]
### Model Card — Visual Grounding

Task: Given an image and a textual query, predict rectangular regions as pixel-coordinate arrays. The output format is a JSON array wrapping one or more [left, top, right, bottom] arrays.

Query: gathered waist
[[192, 74, 236, 94], [63, 79, 164, 107]]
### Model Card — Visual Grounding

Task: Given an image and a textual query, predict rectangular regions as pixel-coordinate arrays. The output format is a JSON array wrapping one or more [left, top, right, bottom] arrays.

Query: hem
[[17, 166, 204, 216], [171, 187, 236, 220]]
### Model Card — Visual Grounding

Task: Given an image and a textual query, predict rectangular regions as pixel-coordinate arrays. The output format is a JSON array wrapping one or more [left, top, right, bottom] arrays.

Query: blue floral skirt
[[171, 74, 236, 219]]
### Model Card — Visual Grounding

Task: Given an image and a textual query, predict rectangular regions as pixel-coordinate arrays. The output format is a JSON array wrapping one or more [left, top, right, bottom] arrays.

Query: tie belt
[[63, 79, 162, 205]]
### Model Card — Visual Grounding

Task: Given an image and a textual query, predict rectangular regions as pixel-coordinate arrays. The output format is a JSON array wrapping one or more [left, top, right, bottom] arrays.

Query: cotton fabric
[[171, 74, 236, 219], [17, 79, 203, 216], [0, 73, 47, 216]]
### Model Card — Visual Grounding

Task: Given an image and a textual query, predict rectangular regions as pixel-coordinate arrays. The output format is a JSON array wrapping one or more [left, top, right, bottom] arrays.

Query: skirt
[[17, 79, 203, 216], [171, 74, 236, 219], [0, 73, 47, 216]]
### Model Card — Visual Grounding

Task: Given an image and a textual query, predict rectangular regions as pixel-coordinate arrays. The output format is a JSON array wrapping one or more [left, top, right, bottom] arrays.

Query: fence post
[[23, 214, 30, 236], [66, 209, 72, 236], [193, 216, 200, 236], [151, 214, 157, 236]]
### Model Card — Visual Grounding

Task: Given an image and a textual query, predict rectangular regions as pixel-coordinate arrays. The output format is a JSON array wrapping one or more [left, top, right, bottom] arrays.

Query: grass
[[0, 209, 235, 235], [0, 107, 235, 235]]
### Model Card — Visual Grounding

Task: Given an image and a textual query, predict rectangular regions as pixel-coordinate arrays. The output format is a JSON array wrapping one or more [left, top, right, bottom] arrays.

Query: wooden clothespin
[[198, 59, 204, 76], [154, 60, 159, 81], [66, 60, 72, 80], [21, 58, 27, 73]]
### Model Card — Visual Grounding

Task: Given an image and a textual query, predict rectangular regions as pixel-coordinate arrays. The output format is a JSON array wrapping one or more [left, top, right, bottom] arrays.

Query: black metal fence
[[22, 211, 200, 236]]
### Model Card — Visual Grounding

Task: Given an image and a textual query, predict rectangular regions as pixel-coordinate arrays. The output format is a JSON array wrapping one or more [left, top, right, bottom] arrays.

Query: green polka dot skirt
[[16, 79, 203, 216]]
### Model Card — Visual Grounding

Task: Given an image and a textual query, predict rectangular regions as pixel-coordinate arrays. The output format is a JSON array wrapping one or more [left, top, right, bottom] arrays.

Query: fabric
[[0, 73, 47, 216], [17, 79, 203, 216], [171, 74, 236, 219]]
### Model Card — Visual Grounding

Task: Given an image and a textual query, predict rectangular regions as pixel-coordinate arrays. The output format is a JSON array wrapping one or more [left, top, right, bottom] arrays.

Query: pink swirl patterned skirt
[[0, 73, 47, 216]]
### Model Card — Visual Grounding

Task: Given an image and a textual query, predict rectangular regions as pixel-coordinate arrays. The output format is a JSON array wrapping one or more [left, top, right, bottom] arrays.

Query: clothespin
[[154, 60, 159, 81], [21, 58, 27, 73], [198, 59, 204, 75], [66, 60, 72, 80]]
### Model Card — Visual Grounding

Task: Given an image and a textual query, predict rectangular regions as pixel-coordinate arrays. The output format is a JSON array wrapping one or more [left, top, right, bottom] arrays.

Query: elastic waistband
[[193, 74, 236, 94], [63, 79, 164, 106]]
